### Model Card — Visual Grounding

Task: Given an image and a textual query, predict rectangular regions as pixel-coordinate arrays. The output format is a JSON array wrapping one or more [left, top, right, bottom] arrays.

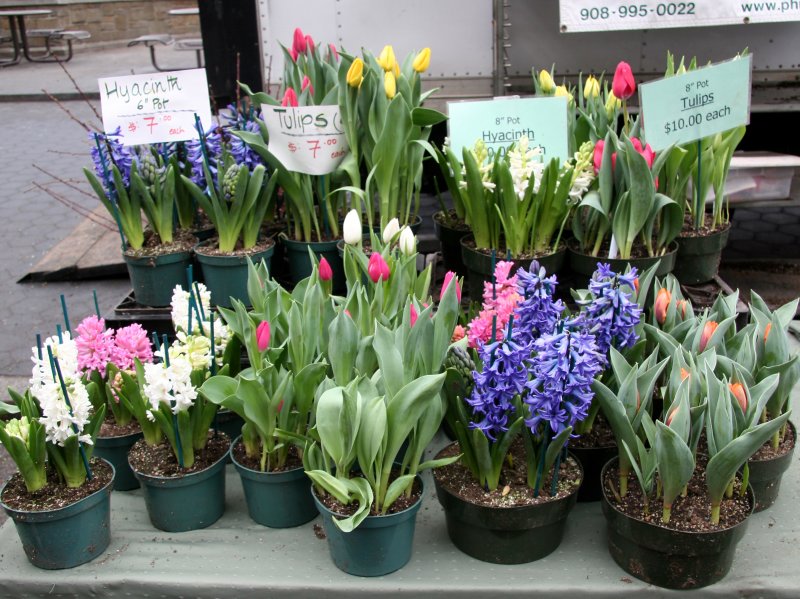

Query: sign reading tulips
[[640, 55, 752, 150], [447, 97, 570, 163], [560, 0, 800, 32], [98, 69, 212, 146], [261, 105, 349, 175]]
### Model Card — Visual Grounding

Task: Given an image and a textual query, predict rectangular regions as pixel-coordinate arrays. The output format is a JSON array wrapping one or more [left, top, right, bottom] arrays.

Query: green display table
[[0, 435, 798, 598]]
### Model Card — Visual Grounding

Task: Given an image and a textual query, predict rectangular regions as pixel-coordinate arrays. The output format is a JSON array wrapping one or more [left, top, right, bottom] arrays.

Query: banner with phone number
[[560, 0, 800, 32]]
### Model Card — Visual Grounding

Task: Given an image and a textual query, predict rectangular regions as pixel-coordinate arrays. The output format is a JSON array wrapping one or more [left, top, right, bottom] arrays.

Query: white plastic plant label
[[261, 105, 349, 175], [98, 69, 212, 146]]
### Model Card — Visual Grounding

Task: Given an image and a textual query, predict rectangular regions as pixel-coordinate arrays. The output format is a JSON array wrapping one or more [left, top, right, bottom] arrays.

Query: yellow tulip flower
[[377, 45, 396, 72], [346, 58, 364, 88], [538, 69, 555, 94], [583, 75, 600, 99], [412, 47, 431, 73], [384, 70, 396, 99]]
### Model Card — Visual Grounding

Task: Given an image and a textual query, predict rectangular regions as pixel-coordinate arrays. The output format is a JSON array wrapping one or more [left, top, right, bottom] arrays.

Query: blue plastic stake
[[56, 324, 63, 344], [491, 249, 497, 300], [92, 290, 101, 318], [59, 294, 71, 334], [36, 334, 43, 362], [47, 347, 93, 480]]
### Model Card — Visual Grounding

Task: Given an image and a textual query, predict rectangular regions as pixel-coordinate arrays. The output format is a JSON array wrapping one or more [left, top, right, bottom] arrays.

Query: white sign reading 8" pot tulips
[[261, 105, 349, 175], [560, 0, 800, 32]]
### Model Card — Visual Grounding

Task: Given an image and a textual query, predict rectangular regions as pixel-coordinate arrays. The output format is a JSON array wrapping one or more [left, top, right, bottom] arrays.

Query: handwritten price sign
[[261, 105, 349, 175], [98, 69, 212, 146]]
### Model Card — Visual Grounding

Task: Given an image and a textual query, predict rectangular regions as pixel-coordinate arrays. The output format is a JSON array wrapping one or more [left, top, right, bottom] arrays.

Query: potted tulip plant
[[85, 133, 195, 307], [295, 275, 460, 576], [200, 263, 329, 528], [1, 332, 111, 569]]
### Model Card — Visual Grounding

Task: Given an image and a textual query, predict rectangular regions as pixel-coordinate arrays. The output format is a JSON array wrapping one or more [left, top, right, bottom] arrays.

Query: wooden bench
[[25, 28, 90, 62], [128, 34, 204, 71]]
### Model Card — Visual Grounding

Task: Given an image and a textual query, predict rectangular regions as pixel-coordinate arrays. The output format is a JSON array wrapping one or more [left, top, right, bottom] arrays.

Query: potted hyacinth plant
[[73, 311, 154, 491], [662, 52, 748, 284], [434, 135, 596, 300], [182, 128, 279, 308], [121, 285, 233, 532], [84, 132, 195, 307], [0, 331, 111, 569], [292, 274, 460, 577], [436, 261, 603, 564], [200, 261, 329, 528]]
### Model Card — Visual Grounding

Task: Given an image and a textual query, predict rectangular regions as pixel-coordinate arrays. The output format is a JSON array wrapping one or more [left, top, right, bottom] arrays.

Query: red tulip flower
[[329, 43, 339, 60], [441, 271, 461, 303], [368, 253, 390, 283], [409, 304, 419, 327], [699, 321, 718, 352], [292, 28, 306, 54], [729, 382, 747, 412], [319, 256, 332, 281], [612, 61, 636, 100], [304, 35, 315, 53], [281, 87, 298, 107], [301, 75, 314, 96], [256, 321, 271, 351], [654, 288, 671, 325]]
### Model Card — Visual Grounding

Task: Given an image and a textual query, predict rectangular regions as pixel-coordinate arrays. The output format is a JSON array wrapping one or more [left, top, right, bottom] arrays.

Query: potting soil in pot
[[128, 432, 230, 477]]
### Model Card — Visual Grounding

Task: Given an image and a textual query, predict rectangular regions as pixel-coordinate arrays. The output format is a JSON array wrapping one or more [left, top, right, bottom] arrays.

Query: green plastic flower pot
[[567, 240, 677, 281], [746, 420, 795, 512], [0, 458, 115, 570], [460, 235, 566, 301], [571, 443, 617, 503], [433, 444, 581, 564], [282, 237, 345, 292], [433, 211, 469, 277], [601, 456, 754, 590], [131, 445, 228, 532], [124, 249, 193, 307], [95, 430, 143, 491], [194, 241, 274, 308], [673, 226, 731, 285], [216, 410, 244, 444], [312, 477, 423, 577], [230, 436, 318, 528]]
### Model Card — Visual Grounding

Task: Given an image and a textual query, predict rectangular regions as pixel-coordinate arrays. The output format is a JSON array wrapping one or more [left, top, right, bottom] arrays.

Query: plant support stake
[[60, 294, 71, 334]]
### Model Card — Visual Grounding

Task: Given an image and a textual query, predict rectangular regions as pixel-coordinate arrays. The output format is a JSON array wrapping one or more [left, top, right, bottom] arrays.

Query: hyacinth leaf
[[609, 346, 634, 386], [0, 423, 46, 492], [592, 379, 637, 476], [654, 421, 695, 519], [306, 470, 373, 532], [706, 411, 791, 510], [544, 426, 573, 473]]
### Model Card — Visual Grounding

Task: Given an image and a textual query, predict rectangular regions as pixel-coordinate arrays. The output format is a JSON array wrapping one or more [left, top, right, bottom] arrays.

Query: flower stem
[[740, 463, 750, 497], [711, 503, 721, 525]]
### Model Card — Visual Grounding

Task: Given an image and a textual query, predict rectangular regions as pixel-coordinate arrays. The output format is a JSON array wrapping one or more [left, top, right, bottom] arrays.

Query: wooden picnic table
[[0, 8, 53, 66]]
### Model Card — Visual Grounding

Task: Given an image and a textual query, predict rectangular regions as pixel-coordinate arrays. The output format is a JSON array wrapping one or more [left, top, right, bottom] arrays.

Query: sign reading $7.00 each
[[560, 0, 800, 32]]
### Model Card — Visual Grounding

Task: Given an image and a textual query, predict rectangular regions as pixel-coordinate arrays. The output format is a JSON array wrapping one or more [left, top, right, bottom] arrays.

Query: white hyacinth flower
[[143, 355, 197, 416], [30, 333, 79, 389], [35, 376, 93, 447]]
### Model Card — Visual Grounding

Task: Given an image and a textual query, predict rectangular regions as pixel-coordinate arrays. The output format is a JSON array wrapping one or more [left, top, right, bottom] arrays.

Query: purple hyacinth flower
[[89, 126, 134, 193], [514, 261, 565, 346]]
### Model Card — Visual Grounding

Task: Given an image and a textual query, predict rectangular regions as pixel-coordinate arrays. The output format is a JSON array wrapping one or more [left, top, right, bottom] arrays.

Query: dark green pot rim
[[96, 429, 144, 448], [229, 435, 308, 484], [123, 248, 193, 266], [312, 475, 424, 529], [281, 237, 342, 251], [194, 239, 275, 266], [129, 439, 230, 487], [0, 457, 115, 520]]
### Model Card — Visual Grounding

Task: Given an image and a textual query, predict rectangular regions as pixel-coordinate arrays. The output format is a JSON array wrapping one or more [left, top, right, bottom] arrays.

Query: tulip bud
[[377, 45, 396, 72], [343, 209, 362, 245], [305, 35, 315, 54], [699, 320, 718, 352], [276, 399, 284, 413], [680, 368, 690, 381], [666, 405, 680, 426], [367, 253, 390, 283], [605, 91, 621, 118], [382, 218, 400, 244], [399, 226, 416, 256], [290, 47, 298, 62], [292, 28, 307, 55], [328, 43, 339, 61], [451, 325, 466, 343], [256, 321, 271, 351], [764, 322, 772, 343], [413, 47, 431, 73], [612, 61, 636, 100], [346, 58, 364, 88], [441, 271, 462, 303], [538, 69, 555, 94], [633, 277, 640, 295], [319, 257, 332, 281], [409, 304, 419, 327], [555, 84, 574, 106], [641, 143, 656, 168], [729, 382, 747, 412], [593, 139, 605, 174], [301, 75, 314, 96], [676, 299, 688, 319], [384, 70, 397, 99], [654, 288, 671, 325], [583, 75, 600, 99], [281, 87, 298, 107], [676, 63, 687, 76]]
